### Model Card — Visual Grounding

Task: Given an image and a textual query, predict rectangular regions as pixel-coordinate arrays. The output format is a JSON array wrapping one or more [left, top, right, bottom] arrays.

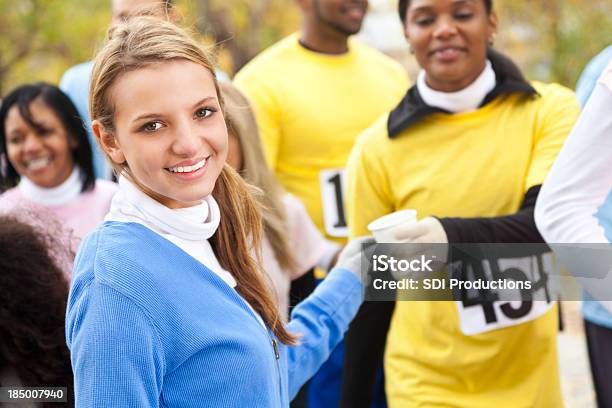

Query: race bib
[[454, 252, 557, 335], [320, 169, 348, 237]]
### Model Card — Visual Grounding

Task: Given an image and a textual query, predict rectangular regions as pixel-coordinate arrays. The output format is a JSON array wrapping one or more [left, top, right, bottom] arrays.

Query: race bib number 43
[[320, 169, 348, 237], [454, 253, 557, 335]]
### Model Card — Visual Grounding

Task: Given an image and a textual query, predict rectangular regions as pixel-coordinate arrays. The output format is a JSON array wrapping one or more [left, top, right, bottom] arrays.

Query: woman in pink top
[[221, 82, 341, 320], [0, 83, 116, 253]]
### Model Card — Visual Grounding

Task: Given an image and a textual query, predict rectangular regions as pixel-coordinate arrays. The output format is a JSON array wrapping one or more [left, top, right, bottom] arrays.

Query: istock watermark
[[372, 254, 434, 273], [360, 243, 612, 303]]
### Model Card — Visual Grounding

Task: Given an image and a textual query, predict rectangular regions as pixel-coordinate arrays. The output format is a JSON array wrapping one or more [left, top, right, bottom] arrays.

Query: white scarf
[[417, 59, 496, 113], [108, 177, 220, 240], [18, 167, 82, 206], [105, 177, 236, 287]]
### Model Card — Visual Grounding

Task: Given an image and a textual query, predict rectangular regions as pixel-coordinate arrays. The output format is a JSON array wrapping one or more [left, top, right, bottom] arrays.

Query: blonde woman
[[221, 82, 341, 320], [65, 17, 367, 407]]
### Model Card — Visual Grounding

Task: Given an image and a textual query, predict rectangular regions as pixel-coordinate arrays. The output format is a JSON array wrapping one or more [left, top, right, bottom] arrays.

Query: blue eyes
[[140, 107, 216, 133]]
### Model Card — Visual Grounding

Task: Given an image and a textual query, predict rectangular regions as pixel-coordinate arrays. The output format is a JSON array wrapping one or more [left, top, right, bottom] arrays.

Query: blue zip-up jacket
[[66, 222, 363, 407]]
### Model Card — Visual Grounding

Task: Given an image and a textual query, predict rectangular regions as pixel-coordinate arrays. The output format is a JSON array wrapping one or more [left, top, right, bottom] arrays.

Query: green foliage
[[496, 0, 612, 86], [0, 0, 610, 95], [0, 0, 109, 95], [189, 0, 299, 74]]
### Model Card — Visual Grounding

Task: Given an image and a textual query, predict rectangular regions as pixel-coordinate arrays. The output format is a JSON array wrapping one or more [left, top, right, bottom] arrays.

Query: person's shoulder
[[67, 223, 173, 347], [62, 60, 94, 77], [93, 220, 160, 252], [251, 34, 301, 62], [351, 39, 396, 61], [0, 186, 21, 206], [236, 34, 300, 79], [76, 222, 162, 279], [347, 112, 393, 170], [282, 193, 312, 237], [526, 81, 579, 114], [521, 82, 580, 131], [355, 111, 392, 150], [0, 187, 36, 215], [282, 193, 308, 219], [77, 180, 117, 213], [351, 40, 406, 72], [93, 180, 118, 197], [588, 46, 612, 73], [531, 81, 575, 99], [73, 222, 176, 301], [598, 60, 612, 90], [60, 61, 94, 89]]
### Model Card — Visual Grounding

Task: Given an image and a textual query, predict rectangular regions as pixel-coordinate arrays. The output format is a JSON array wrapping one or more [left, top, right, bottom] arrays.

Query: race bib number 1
[[320, 169, 348, 237], [455, 253, 557, 335]]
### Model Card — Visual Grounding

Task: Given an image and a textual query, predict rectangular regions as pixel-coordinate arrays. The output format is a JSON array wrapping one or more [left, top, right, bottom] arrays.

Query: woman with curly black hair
[[0, 214, 74, 407]]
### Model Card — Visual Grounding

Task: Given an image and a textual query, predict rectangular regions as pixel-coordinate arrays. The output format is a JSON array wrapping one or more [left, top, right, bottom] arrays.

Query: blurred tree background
[[0, 0, 611, 96], [497, 0, 612, 86], [0, 0, 109, 95]]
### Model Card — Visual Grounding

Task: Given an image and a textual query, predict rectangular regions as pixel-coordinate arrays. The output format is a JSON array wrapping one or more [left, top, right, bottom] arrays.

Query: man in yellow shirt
[[235, 1, 408, 407], [235, 0, 409, 245]]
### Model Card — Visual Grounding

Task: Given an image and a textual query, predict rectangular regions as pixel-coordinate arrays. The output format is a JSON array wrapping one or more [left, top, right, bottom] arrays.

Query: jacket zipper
[[272, 338, 280, 360], [228, 286, 283, 404], [269, 332, 283, 405]]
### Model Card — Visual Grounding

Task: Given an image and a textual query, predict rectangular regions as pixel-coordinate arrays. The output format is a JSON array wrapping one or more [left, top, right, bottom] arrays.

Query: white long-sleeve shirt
[[535, 61, 612, 313]]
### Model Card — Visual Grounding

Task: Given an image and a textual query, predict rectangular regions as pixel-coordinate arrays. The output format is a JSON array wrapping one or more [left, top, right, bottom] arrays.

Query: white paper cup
[[367, 209, 418, 243]]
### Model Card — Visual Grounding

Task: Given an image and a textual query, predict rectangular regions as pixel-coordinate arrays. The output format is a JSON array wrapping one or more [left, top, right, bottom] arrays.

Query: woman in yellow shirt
[[342, 0, 580, 407]]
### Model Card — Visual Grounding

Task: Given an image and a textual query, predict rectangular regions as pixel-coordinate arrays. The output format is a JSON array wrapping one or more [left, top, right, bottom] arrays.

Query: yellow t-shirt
[[346, 82, 580, 407], [235, 34, 409, 242]]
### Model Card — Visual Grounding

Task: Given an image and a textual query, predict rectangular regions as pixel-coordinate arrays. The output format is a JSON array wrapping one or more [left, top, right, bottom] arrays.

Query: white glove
[[390, 217, 449, 276], [333, 236, 376, 281], [393, 216, 448, 244]]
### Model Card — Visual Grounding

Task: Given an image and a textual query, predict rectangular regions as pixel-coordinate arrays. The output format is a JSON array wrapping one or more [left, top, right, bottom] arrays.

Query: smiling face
[[404, 0, 497, 91], [96, 59, 228, 209], [4, 99, 75, 188], [311, 0, 369, 36]]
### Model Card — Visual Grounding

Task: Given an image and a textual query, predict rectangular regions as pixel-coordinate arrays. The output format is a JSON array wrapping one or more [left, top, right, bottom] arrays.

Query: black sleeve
[[339, 185, 544, 408], [288, 268, 317, 311], [439, 185, 544, 243], [288, 269, 318, 407], [340, 301, 395, 408]]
